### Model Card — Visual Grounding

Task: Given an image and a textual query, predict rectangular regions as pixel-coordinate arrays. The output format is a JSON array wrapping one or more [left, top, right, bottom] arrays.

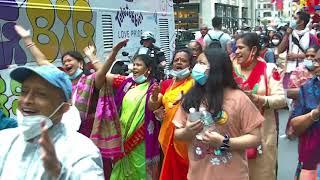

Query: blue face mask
[[289, 19, 297, 29], [191, 64, 208, 85], [133, 74, 147, 83], [69, 68, 83, 80], [171, 68, 190, 79], [303, 59, 315, 71]]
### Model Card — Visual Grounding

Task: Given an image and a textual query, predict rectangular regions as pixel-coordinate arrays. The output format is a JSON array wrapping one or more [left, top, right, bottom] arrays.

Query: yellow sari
[[159, 76, 194, 180]]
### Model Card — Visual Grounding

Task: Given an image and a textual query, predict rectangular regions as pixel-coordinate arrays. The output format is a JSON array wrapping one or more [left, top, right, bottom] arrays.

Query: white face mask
[[17, 102, 67, 141], [271, 39, 280, 46]]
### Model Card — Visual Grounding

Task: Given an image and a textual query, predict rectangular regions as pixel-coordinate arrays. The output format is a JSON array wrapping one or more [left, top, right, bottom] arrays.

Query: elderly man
[[196, 24, 208, 48], [187, 40, 203, 62], [0, 65, 104, 179]]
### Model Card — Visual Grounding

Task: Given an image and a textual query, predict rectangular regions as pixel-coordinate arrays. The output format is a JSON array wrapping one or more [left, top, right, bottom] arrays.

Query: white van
[[0, 0, 175, 118]]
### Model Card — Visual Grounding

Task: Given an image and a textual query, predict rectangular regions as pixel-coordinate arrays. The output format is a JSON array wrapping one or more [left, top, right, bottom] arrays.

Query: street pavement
[[277, 109, 298, 180]]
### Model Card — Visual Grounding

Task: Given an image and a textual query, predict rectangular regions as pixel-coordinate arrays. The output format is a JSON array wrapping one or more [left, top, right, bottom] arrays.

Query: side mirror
[[122, 51, 129, 56], [157, 51, 165, 56]]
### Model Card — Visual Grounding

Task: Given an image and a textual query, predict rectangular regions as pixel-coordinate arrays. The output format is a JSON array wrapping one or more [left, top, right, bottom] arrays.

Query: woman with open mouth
[[232, 32, 286, 180], [148, 48, 195, 180]]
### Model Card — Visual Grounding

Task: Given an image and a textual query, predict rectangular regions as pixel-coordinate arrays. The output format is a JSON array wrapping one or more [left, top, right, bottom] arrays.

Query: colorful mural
[[0, 0, 175, 118], [0, 0, 95, 118]]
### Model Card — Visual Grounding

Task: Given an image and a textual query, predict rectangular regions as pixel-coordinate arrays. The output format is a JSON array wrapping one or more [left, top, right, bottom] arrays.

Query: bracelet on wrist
[[219, 134, 230, 151], [26, 42, 35, 48]]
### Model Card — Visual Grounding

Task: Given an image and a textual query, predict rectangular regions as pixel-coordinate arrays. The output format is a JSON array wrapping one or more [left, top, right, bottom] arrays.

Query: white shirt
[[0, 123, 104, 180]]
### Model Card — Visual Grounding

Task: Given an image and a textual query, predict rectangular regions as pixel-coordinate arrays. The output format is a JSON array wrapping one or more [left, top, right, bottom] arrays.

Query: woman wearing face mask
[[286, 49, 320, 180], [286, 46, 319, 139], [287, 46, 318, 100], [15, 25, 127, 179], [148, 49, 194, 180], [102, 54, 161, 180], [173, 48, 264, 180], [270, 33, 283, 67], [232, 32, 286, 180]]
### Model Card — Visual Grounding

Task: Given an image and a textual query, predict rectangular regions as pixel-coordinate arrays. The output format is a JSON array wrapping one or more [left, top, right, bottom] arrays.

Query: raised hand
[[83, 45, 96, 58], [38, 121, 61, 178], [113, 39, 129, 52], [14, 25, 31, 38]]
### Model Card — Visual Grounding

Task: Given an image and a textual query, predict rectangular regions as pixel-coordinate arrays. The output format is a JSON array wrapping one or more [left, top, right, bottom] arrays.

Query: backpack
[[207, 32, 224, 48]]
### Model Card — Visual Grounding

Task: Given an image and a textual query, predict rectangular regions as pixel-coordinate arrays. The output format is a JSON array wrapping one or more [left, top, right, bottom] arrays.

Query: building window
[[263, 12, 272, 17], [174, 4, 199, 29]]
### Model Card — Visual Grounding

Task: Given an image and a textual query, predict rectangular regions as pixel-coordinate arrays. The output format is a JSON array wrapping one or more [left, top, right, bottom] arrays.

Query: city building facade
[[174, 0, 257, 32]]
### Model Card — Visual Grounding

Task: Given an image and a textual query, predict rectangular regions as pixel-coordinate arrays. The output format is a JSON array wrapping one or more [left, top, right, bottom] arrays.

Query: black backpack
[[207, 32, 224, 48]]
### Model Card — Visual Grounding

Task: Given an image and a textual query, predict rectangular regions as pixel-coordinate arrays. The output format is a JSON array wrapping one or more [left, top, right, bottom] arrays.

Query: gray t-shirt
[[204, 30, 231, 51]]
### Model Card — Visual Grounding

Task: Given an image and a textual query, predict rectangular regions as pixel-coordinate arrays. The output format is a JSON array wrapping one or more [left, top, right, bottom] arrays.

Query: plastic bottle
[[196, 108, 215, 140], [188, 108, 201, 122]]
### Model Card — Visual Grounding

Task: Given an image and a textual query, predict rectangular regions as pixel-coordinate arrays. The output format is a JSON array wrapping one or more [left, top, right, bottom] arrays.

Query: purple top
[[289, 77, 320, 170]]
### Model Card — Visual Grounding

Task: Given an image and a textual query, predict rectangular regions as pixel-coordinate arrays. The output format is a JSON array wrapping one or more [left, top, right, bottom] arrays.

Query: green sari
[[110, 82, 149, 180]]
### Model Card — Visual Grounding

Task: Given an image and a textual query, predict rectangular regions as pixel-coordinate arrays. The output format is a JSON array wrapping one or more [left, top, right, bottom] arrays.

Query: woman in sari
[[96, 53, 160, 180], [148, 49, 194, 180], [232, 32, 287, 180], [15, 25, 127, 179]]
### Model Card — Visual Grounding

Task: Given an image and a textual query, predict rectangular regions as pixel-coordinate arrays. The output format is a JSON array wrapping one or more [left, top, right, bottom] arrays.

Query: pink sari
[[73, 73, 122, 179]]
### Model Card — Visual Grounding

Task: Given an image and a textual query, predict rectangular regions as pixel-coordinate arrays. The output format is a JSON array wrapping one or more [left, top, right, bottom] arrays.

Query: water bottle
[[188, 108, 201, 122], [196, 108, 215, 140]]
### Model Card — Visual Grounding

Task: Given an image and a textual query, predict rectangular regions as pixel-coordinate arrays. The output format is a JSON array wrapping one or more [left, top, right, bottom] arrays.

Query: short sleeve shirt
[[173, 89, 264, 180]]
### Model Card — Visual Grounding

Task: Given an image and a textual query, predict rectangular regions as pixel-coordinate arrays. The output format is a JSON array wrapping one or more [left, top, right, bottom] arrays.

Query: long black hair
[[182, 48, 239, 115]]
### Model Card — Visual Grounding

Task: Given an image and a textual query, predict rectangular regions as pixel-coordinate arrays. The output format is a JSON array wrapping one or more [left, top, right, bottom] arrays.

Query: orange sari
[[159, 76, 194, 180]]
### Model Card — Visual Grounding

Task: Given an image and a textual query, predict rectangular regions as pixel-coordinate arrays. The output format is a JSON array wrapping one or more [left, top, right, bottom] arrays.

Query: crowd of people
[[0, 10, 319, 180]]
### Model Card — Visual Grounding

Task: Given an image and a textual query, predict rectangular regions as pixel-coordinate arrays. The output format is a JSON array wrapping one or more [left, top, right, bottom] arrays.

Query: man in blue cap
[[0, 65, 104, 179]]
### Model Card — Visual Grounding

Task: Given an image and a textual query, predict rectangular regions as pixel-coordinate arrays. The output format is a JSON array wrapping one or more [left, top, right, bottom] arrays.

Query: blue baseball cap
[[10, 65, 72, 101]]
